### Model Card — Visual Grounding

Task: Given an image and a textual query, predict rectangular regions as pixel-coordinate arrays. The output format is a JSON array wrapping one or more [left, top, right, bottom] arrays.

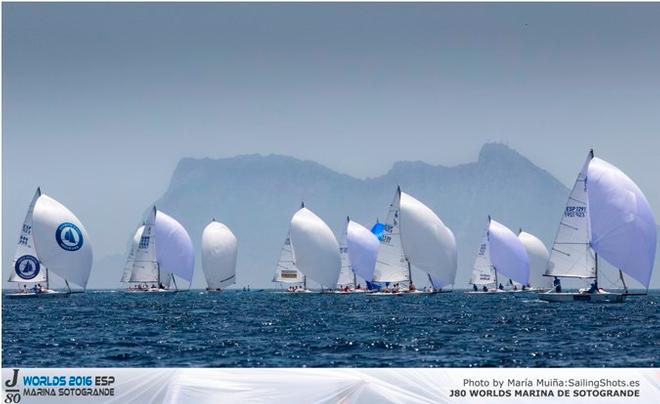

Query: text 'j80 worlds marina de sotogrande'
[[6, 149, 657, 303]]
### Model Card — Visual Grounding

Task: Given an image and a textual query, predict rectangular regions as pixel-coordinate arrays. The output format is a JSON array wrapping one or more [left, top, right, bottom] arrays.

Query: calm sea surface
[[3, 290, 659, 367]]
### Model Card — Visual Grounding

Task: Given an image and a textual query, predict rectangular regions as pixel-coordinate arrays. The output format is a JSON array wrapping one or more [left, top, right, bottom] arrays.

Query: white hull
[[538, 291, 627, 303], [334, 289, 368, 294], [5, 290, 69, 299], [367, 289, 442, 296], [125, 288, 178, 293]]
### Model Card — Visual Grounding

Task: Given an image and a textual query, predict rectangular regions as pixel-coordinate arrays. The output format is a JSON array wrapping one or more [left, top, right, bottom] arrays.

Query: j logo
[[4, 369, 18, 388]]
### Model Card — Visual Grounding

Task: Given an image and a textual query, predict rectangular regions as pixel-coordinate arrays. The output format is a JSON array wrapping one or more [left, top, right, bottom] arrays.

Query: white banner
[[2, 368, 659, 403]]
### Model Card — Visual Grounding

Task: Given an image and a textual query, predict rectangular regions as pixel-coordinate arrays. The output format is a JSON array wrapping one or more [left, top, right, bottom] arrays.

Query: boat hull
[[5, 291, 70, 299], [538, 291, 627, 303], [125, 288, 178, 293]]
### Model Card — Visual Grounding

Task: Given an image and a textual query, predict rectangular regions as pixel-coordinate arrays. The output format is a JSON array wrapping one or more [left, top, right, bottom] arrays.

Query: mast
[[46, 268, 50, 290], [618, 269, 628, 293], [594, 252, 598, 286], [65, 279, 72, 293], [407, 260, 412, 285], [303, 275, 307, 290], [171, 274, 178, 290]]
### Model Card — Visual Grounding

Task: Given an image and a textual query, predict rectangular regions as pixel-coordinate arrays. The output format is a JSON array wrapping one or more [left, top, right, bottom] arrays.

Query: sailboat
[[540, 150, 656, 303], [289, 203, 341, 292], [467, 217, 530, 294], [7, 187, 93, 298], [202, 219, 238, 292], [371, 186, 457, 294], [272, 204, 308, 292], [518, 229, 552, 292], [335, 217, 380, 293], [123, 206, 194, 293]]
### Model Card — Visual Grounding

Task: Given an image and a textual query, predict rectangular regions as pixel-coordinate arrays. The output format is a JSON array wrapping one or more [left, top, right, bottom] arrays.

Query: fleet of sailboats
[[6, 150, 657, 304], [7, 187, 93, 298]]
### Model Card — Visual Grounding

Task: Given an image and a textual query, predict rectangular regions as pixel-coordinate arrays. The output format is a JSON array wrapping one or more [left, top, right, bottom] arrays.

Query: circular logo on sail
[[55, 222, 83, 251], [15, 255, 40, 280]]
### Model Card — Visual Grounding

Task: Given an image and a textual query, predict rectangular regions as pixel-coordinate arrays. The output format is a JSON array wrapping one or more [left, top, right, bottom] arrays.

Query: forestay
[[289, 207, 341, 289], [587, 157, 657, 288], [31, 193, 93, 289], [202, 220, 238, 289]]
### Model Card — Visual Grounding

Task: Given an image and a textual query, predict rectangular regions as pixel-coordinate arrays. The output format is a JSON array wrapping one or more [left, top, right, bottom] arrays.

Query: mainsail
[[399, 191, 457, 289], [289, 207, 341, 289], [272, 231, 304, 283], [518, 230, 551, 289], [129, 209, 158, 282], [121, 224, 144, 283], [9, 188, 48, 284], [336, 218, 355, 287], [31, 193, 93, 289], [587, 157, 657, 288], [372, 189, 408, 283], [346, 220, 380, 283], [470, 222, 495, 285], [545, 151, 596, 279], [202, 220, 238, 289]]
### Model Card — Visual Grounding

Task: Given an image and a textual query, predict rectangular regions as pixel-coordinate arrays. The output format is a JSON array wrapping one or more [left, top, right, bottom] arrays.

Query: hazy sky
[[3, 3, 660, 263]]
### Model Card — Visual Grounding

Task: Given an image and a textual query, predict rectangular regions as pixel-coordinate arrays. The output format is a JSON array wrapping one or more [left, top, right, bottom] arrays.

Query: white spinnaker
[[518, 231, 551, 288], [546, 151, 596, 279], [471, 222, 495, 285], [346, 220, 379, 283], [337, 219, 355, 287], [488, 219, 530, 285], [399, 192, 457, 288], [587, 157, 657, 288], [121, 225, 144, 283], [202, 221, 238, 289], [290, 207, 341, 288], [9, 188, 48, 283], [130, 210, 158, 282], [31, 194, 93, 289], [155, 210, 195, 283], [372, 190, 409, 283], [272, 232, 304, 283]]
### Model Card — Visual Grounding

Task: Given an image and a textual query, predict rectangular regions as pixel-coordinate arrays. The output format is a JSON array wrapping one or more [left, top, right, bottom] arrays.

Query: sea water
[[2, 290, 658, 367]]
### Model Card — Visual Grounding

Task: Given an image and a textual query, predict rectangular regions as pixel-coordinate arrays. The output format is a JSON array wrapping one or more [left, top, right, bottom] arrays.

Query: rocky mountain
[[124, 143, 572, 289]]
